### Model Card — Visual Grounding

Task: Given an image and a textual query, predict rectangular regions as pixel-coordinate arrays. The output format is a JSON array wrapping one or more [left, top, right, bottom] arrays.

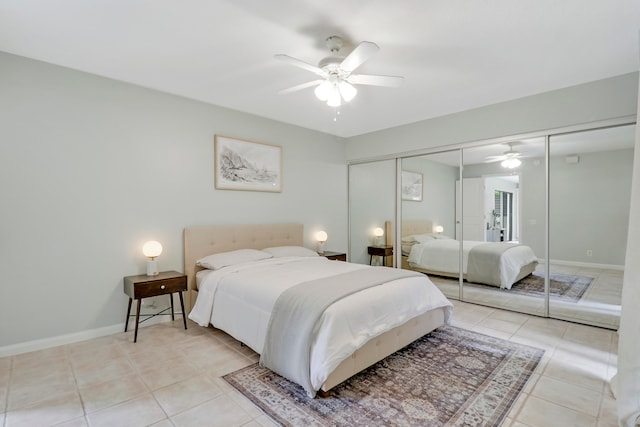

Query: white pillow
[[405, 233, 437, 243], [196, 249, 272, 270], [433, 234, 454, 240], [262, 246, 319, 258]]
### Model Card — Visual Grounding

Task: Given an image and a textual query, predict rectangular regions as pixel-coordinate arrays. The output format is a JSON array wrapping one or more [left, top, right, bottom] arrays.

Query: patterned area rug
[[510, 272, 593, 301], [466, 272, 593, 302], [224, 326, 544, 427]]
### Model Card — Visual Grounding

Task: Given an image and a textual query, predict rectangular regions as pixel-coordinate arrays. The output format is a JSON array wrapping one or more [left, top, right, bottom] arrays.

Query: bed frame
[[397, 220, 536, 283], [183, 223, 447, 394]]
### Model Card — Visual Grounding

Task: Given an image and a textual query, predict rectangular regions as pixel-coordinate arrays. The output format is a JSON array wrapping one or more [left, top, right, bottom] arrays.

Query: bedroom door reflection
[[400, 151, 462, 300], [548, 125, 633, 329], [460, 139, 547, 317]]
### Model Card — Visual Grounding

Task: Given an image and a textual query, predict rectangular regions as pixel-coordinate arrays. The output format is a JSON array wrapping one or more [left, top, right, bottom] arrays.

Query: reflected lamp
[[316, 231, 328, 254], [373, 227, 384, 245]]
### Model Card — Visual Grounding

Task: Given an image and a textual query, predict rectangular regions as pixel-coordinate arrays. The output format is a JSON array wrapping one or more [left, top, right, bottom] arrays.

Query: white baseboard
[[544, 259, 624, 271], [0, 311, 183, 358]]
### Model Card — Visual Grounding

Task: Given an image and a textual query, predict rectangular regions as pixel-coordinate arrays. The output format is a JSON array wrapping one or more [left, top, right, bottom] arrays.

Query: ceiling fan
[[485, 143, 524, 168], [275, 35, 403, 107]]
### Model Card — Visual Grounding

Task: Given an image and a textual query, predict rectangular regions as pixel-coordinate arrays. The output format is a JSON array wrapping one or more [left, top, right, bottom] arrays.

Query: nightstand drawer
[[322, 251, 347, 261], [134, 277, 186, 298]]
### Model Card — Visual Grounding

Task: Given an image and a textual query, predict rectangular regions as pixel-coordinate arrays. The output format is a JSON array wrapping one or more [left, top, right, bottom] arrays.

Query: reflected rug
[[467, 272, 593, 302], [510, 272, 593, 301], [223, 326, 544, 427]]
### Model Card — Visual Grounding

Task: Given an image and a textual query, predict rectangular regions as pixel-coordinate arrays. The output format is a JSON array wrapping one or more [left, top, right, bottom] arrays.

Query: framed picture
[[402, 170, 423, 201], [214, 135, 282, 192]]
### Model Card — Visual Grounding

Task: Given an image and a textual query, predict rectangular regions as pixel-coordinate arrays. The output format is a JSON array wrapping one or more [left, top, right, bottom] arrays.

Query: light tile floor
[[0, 300, 619, 426], [432, 263, 622, 329]]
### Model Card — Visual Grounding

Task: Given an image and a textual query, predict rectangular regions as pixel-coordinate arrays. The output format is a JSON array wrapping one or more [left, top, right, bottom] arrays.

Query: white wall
[[0, 52, 347, 350]]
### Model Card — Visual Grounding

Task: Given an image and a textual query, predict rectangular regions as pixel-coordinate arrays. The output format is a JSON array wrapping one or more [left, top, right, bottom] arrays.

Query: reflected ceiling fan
[[485, 143, 525, 168], [275, 35, 403, 107]]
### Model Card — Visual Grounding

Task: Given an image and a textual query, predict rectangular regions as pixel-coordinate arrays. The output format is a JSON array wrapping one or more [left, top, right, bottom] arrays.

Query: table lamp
[[142, 240, 163, 276], [316, 231, 328, 254], [373, 227, 384, 245]]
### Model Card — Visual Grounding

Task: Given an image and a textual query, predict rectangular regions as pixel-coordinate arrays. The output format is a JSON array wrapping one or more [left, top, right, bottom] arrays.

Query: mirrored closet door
[[460, 138, 547, 317], [548, 125, 633, 329], [399, 151, 462, 300], [349, 159, 396, 265], [348, 121, 633, 330]]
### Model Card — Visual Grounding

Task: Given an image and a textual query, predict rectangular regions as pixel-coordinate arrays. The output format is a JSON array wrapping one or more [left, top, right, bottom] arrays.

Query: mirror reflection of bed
[[399, 219, 545, 317]]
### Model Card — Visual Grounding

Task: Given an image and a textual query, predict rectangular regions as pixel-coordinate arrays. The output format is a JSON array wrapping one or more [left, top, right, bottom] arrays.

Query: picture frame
[[402, 170, 423, 201], [214, 135, 282, 192]]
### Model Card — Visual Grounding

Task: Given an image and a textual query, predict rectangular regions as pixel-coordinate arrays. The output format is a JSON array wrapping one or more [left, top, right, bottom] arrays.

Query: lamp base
[[317, 242, 325, 255], [146, 259, 159, 276]]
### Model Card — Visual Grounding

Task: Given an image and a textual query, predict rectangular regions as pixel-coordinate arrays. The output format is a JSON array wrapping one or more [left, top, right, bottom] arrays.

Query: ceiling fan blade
[[484, 157, 505, 163], [340, 41, 379, 73], [348, 74, 404, 87], [274, 54, 327, 78], [278, 80, 324, 95]]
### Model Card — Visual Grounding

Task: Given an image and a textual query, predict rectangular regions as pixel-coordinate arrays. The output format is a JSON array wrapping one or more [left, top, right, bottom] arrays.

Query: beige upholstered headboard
[[183, 223, 303, 312], [401, 220, 434, 237]]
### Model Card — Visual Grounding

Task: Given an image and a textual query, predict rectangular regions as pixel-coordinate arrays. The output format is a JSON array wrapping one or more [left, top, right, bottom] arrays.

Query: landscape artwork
[[215, 135, 282, 192], [402, 170, 423, 201]]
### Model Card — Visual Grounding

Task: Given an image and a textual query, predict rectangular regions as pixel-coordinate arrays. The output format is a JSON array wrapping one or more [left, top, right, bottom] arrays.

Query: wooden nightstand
[[123, 270, 187, 342], [323, 251, 347, 261], [368, 245, 394, 266]]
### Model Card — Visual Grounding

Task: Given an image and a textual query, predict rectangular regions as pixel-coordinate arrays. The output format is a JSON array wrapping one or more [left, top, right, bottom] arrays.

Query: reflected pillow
[[262, 246, 319, 258], [403, 233, 453, 243], [196, 249, 272, 270]]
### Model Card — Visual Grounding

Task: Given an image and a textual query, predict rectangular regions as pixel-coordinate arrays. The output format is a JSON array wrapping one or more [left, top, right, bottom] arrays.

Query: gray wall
[[549, 148, 633, 265], [0, 52, 347, 349], [349, 160, 395, 265], [346, 73, 638, 161], [401, 156, 458, 236]]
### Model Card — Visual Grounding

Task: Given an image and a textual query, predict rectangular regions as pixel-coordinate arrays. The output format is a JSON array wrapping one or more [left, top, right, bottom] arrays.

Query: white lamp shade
[[142, 240, 163, 259], [326, 86, 341, 107], [373, 227, 384, 237], [316, 231, 328, 243], [434, 225, 444, 233], [314, 81, 332, 101], [338, 81, 357, 102]]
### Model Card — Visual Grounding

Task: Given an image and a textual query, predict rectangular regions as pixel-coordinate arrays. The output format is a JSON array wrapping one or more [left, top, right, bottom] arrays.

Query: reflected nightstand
[[368, 245, 394, 266]]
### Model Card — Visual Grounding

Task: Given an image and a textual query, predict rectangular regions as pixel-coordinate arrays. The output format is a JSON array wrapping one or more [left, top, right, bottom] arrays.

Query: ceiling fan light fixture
[[338, 80, 357, 102], [501, 158, 522, 169], [314, 80, 332, 101], [327, 86, 342, 107]]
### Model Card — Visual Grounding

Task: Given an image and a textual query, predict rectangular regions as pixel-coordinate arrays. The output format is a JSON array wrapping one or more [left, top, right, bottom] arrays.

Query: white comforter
[[189, 256, 453, 391], [407, 239, 538, 289]]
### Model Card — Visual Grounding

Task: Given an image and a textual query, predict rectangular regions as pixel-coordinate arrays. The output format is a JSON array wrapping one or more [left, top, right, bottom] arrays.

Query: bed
[[400, 220, 539, 289], [183, 223, 453, 397]]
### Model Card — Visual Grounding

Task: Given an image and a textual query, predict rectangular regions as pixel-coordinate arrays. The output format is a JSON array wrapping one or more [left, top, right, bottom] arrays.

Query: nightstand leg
[[369, 255, 373, 265], [170, 293, 175, 321], [134, 299, 142, 343], [124, 297, 133, 332], [178, 291, 187, 330]]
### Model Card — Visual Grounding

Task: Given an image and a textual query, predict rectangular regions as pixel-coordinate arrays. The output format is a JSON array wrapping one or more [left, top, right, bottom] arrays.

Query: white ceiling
[[1, 1, 639, 138]]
